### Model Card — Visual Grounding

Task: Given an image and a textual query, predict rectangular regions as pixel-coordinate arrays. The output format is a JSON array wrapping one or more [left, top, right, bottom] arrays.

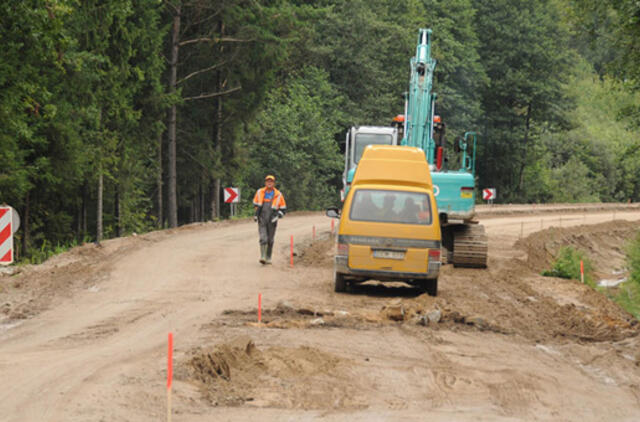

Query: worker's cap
[[265, 174, 276, 181]]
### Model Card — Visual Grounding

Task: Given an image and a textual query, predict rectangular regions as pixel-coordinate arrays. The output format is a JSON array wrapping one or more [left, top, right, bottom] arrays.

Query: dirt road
[[1, 206, 640, 421]]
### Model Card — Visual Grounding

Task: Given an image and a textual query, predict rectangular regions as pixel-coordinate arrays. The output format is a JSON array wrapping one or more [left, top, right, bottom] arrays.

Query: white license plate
[[373, 249, 405, 260]]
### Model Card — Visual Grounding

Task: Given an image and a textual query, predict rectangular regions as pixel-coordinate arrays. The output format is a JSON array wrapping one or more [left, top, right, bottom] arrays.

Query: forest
[[1, 0, 640, 260]]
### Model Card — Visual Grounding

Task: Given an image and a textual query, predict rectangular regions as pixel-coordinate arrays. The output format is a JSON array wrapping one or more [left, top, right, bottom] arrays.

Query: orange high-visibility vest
[[253, 187, 287, 210]]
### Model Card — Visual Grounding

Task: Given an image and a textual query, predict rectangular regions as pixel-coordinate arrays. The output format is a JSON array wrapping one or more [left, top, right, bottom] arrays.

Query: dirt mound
[[182, 336, 364, 409], [0, 239, 130, 322], [515, 220, 638, 275], [294, 234, 335, 267], [288, 221, 640, 344]]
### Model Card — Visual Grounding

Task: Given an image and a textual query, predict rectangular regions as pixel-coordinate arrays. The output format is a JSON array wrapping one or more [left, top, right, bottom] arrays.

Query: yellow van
[[326, 145, 441, 295]]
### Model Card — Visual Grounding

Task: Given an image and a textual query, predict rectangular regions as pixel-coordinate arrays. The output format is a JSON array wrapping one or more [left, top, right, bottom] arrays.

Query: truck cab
[[342, 126, 398, 199], [328, 145, 441, 295]]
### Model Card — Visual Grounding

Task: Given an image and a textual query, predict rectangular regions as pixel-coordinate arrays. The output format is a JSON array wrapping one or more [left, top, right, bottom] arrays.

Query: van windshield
[[354, 133, 393, 164], [349, 189, 432, 225]]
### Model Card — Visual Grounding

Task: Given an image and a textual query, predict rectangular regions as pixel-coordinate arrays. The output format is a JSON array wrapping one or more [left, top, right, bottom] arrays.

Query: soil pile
[[292, 220, 640, 343], [183, 336, 364, 409], [515, 220, 638, 275]]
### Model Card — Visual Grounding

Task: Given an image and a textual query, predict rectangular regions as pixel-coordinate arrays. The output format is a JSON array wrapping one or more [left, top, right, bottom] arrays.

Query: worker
[[253, 174, 287, 264]]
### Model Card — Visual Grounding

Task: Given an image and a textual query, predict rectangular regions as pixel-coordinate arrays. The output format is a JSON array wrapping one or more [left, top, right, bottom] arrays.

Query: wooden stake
[[258, 293, 262, 323], [167, 332, 173, 422], [290, 235, 294, 268]]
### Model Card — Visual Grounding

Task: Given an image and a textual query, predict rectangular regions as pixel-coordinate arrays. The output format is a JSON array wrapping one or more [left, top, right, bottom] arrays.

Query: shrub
[[542, 246, 593, 285], [627, 231, 640, 286]]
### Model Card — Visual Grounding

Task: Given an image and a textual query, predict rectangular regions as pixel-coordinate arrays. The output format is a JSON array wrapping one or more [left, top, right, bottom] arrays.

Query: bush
[[627, 231, 640, 286], [542, 246, 593, 285], [612, 282, 640, 320]]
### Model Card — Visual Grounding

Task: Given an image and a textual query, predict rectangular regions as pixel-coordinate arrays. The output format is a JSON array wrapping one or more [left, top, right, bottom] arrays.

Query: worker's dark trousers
[[258, 219, 277, 250]]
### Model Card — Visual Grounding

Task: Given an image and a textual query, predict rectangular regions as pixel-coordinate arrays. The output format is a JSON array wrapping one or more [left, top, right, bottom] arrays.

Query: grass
[[612, 232, 640, 319], [542, 246, 594, 286], [22, 238, 81, 265], [612, 282, 640, 320]]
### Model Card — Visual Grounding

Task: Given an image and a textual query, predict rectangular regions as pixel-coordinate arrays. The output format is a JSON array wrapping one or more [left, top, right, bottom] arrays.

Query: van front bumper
[[335, 256, 440, 281]]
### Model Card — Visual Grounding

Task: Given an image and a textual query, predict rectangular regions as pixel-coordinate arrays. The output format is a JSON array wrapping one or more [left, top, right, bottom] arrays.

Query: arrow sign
[[223, 187, 239, 204], [482, 188, 496, 201]]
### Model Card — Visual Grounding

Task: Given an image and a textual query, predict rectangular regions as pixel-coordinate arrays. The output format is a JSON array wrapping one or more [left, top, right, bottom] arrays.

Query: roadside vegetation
[[543, 234, 640, 320], [542, 247, 594, 286], [614, 233, 640, 319]]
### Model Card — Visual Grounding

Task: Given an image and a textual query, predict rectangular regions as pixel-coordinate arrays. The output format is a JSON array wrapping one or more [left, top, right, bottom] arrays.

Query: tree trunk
[[210, 184, 218, 221], [214, 79, 223, 219], [115, 186, 121, 237], [157, 129, 163, 228], [82, 181, 87, 238], [168, 6, 181, 228], [22, 191, 30, 258], [97, 170, 103, 244], [517, 103, 532, 194], [210, 20, 225, 221], [199, 178, 205, 222]]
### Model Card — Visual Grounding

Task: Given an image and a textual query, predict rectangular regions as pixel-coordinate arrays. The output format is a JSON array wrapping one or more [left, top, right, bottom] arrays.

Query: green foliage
[[474, 0, 576, 202], [542, 246, 593, 286], [243, 66, 344, 210], [3, 0, 640, 262], [627, 231, 640, 286], [612, 282, 640, 320]]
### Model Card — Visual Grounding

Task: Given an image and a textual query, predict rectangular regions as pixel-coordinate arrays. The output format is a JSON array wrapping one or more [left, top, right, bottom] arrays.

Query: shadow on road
[[347, 281, 424, 298]]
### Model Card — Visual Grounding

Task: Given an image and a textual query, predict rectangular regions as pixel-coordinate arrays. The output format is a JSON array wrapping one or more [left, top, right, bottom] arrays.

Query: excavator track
[[452, 224, 488, 268]]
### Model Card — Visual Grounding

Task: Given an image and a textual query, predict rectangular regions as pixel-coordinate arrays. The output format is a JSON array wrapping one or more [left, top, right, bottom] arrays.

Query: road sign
[[0, 206, 14, 265], [482, 188, 496, 201], [223, 187, 239, 204]]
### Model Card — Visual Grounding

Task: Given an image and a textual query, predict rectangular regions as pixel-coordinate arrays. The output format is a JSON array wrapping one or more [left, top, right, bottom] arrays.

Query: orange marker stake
[[167, 332, 173, 422], [290, 235, 294, 268], [580, 260, 584, 284], [258, 293, 262, 323], [330, 219, 335, 235]]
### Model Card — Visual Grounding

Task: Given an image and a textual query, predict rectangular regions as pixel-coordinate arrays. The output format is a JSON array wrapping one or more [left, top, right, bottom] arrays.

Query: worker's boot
[[265, 243, 273, 264], [259, 244, 267, 264]]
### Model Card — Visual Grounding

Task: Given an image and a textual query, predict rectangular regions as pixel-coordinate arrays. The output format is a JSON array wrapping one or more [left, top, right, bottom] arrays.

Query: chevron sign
[[0, 207, 13, 265]]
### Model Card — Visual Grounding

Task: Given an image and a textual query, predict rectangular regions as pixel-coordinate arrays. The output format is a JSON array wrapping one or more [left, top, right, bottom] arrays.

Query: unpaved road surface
[[1, 206, 640, 421]]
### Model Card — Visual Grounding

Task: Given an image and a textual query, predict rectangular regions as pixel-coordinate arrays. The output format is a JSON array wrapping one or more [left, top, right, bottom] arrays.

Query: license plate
[[373, 249, 405, 260], [461, 191, 473, 198]]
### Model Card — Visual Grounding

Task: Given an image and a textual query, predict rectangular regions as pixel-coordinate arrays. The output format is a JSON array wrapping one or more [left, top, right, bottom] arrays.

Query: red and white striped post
[[0, 207, 14, 265], [580, 260, 584, 284]]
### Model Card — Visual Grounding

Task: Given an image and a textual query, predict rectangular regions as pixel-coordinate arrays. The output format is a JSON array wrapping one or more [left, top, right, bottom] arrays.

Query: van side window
[[349, 189, 432, 225]]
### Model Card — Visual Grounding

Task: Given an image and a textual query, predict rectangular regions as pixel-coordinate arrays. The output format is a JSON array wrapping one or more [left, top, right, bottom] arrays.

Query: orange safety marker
[[580, 260, 584, 284], [167, 332, 173, 422], [312, 225, 316, 242], [290, 235, 294, 268], [330, 219, 335, 235], [258, 293, 262, 323]]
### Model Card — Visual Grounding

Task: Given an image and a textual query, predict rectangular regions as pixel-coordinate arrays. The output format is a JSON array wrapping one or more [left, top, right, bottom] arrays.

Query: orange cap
[[433, 115, 441, 123]]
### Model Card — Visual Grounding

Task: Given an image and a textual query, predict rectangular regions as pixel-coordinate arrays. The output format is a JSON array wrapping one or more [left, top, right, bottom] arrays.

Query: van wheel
[[423, 278, 438, 296], [334, 272, 347, 293]]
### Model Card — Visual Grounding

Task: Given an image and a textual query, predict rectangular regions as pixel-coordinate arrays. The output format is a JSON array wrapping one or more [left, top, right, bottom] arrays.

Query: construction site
[[1, 204, 639, 421]]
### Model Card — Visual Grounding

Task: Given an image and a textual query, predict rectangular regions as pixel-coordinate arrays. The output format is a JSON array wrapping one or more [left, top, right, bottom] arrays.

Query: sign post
[[0, 206, 17, 265], [224, 187, 240, 217], [482, 188, 496, 204]]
